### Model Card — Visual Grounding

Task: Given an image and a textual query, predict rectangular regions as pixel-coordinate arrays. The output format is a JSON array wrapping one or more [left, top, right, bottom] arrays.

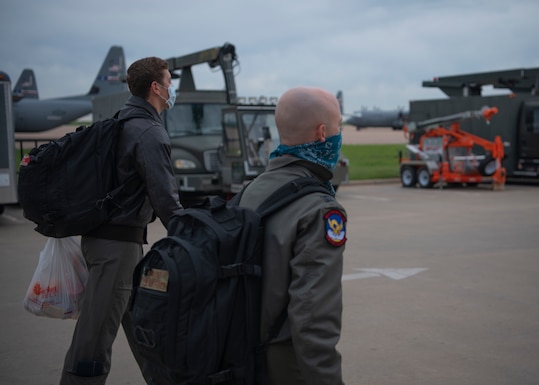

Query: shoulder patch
[[324, 209, 346, 246]]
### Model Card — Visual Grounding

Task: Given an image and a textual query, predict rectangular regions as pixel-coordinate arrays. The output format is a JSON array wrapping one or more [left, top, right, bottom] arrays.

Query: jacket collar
[[266, 156, 334, 181], [119, 95, 163, 123]]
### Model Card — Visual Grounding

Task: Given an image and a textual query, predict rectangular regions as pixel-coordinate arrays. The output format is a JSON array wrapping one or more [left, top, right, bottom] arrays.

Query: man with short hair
[[239, 86, 347, 385], [60, 56, 182, 385]]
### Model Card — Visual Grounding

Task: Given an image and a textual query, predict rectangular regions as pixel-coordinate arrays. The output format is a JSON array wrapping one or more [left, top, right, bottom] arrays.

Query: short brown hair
[[127, 57, 169, 98]]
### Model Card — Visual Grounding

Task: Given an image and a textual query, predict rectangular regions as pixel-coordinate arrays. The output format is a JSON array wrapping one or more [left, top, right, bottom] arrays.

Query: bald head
[[275, 86, 342, 146]]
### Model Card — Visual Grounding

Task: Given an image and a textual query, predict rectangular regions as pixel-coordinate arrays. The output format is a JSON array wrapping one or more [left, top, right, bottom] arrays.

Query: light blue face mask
[[158, 83, 176, 109], [269, 131, 342, 172]]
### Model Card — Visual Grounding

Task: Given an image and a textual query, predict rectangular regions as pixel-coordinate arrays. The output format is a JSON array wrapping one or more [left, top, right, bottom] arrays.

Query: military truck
[[95, 43, 348, 204], [407, 68, 539, 180], [165, 43, 348, 203], [219, 102, 349, 195]]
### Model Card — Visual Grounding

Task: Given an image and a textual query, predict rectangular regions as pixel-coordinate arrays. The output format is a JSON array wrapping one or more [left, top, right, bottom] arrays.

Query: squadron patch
[[324, 210, 346, 246]]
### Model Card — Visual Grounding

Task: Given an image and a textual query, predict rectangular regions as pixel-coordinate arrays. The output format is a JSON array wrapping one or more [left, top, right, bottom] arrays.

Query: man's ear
[[315, 123, 327, 142], [151, 81, 161, 95]]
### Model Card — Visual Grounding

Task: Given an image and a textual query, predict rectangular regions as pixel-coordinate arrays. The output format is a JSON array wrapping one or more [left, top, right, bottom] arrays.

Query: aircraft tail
[[86, 45, 127, 97], [84, 45, 127, 98], [336, 90, 344, 115], [61, 45, 128, 101], [13, 69, 38, 101]]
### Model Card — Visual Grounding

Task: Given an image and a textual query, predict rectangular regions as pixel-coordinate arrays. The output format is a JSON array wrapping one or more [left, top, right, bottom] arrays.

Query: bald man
[[239, 86, 347, 385]]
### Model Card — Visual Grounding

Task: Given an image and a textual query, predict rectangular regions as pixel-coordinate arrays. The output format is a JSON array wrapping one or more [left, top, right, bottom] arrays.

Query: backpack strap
[[256, 176, 333, 218], [234, 176, 333, 350], [95, 111, 158, 211], [229, 176, 333, 216]]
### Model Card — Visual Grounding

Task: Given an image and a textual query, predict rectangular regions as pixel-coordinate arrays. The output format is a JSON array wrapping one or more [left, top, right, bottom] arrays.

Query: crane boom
[[166, 42, 238, 104]]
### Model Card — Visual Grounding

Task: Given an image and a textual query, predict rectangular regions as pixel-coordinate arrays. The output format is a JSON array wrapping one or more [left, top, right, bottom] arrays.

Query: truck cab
[[163, 43, 347, 203], [219, 100, 349, 195], [164, 91, 229, 197], [220, 102, 280, 194]]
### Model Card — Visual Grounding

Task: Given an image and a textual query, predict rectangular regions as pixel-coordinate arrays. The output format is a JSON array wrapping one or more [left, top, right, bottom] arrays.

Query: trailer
[[399, 106, 506, 189], [408, 68, 539, 180]]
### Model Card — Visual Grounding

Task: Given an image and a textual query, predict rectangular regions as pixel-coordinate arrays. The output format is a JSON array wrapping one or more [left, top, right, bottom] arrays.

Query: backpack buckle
[[219, 263, 245, 278], [208, 369, 234, 384], [219, 263, 261, 278]]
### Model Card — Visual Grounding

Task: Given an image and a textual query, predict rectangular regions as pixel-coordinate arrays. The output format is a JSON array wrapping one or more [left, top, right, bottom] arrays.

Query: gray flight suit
[[239, 156, 347, 385]]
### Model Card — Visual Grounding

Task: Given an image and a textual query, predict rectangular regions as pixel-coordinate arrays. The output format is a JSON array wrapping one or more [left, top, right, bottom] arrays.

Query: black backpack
[[17, 113, 147, 238], [129, 177, 332, 385]]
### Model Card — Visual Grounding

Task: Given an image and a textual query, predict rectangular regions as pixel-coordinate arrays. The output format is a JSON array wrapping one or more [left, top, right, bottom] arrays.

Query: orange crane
[[399, 106, 506, 189]]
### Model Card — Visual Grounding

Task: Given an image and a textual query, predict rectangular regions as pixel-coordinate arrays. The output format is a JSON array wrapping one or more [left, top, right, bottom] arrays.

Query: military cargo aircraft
[[9, 45, 127, 132], [337, 90, 409, 130]]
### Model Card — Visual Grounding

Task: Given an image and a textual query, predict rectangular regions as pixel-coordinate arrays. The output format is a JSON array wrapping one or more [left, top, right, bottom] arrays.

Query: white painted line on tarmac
[[341, 271, 381, 281], [342, 268, 428, 281], [349, 195, 392, 202], [0, 214, 25, 224]]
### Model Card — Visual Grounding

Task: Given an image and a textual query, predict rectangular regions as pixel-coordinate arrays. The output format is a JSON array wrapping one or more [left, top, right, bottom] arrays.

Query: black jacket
[[105, 95, 182, 232]]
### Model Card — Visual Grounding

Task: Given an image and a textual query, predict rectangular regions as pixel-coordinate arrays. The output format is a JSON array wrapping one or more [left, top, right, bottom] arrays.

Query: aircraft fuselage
[[13, 98, 91, 132], [345, 110, 408, 130]]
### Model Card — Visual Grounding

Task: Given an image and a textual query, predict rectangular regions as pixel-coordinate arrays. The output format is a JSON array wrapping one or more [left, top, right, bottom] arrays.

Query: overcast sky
[[2, 0, 538, 114]]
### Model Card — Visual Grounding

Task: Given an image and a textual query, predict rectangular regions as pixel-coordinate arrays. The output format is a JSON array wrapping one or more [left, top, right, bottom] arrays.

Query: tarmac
[[3, 127, 539, 385]]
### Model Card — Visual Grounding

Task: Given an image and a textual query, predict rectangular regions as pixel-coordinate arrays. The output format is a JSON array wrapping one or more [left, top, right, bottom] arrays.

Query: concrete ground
[[1, 180, 538, 385], [4, 127, 538, 384]]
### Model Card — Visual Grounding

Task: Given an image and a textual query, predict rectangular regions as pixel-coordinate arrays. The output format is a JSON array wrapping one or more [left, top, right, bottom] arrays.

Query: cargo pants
[[60, 237, 150, 385]]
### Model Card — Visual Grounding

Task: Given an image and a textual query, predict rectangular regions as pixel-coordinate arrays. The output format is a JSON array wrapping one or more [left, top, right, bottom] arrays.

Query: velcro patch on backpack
[[140, 268, 169, 292]]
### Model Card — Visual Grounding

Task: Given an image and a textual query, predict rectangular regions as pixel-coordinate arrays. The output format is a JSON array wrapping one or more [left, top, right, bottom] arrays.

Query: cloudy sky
[[2, 0, 538, 114]]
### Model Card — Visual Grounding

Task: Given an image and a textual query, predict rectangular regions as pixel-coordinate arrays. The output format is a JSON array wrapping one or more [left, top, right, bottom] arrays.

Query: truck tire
[[400, 166, 417, 187], [479, 156, 497, 176], [417, 167, 433, 188]]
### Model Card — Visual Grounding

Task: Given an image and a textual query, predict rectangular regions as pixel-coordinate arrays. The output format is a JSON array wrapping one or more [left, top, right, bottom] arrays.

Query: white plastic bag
[[23, 237, 88, 319]]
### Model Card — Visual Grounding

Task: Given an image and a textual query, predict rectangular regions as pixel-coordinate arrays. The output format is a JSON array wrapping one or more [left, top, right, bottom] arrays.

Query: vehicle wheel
[[479, 156, 497, 176], [400, 166, 417, 187], [417, 167, 433, 188]]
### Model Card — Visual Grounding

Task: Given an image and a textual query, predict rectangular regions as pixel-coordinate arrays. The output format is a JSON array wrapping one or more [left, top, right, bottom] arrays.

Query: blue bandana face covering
[[269, 131, 342, 172]]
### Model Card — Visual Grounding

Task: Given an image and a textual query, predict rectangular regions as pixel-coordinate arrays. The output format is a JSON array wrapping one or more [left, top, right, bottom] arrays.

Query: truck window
[[525, 108, 539, 133], [241, 112, 280, 167], [165, 103, 226, 137], [223, 111, 242, 157]]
